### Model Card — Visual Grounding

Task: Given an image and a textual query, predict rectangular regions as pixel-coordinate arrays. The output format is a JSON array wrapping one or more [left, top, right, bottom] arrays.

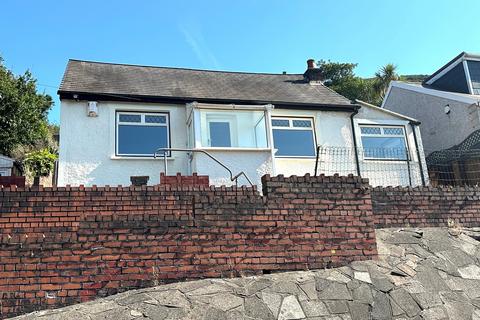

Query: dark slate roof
[[58, 60, 354, 108]]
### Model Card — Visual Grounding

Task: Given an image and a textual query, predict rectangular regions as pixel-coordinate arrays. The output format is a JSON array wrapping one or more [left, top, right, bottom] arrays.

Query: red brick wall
[[372, 186, 480, 227], [0, 176, 25, 187], [160, 172, 209, 187], [0, 174, 376, 318]]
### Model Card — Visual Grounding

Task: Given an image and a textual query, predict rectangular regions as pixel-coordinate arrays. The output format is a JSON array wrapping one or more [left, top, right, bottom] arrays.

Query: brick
[[0, 174, 381, 319]]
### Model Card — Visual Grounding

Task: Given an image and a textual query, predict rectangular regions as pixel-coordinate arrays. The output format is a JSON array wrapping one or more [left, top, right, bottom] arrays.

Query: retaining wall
[[372, 186, 480, 227], [0, 174, 375, 318]]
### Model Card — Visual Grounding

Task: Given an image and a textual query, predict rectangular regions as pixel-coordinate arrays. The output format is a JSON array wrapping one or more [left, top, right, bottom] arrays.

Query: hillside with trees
[[317, 60, 427, 106], [0, 56, 58, 182]]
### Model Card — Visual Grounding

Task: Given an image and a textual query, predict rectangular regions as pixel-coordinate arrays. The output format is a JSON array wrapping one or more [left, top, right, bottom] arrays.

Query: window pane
[[273, 129, 315, 156], [209, 122, 231, 147], [118, 125, 168, 155], [254, 114, 268, 148], [272, 119, 289, 127], [360, 127, 381, 135], [119, 114, 141, 123], [292, 119, 312, 128], [383, 127, 403, 135], [361, 137, 407, 159], [145, 115, 166, 124], [199, 110, 267, 148]]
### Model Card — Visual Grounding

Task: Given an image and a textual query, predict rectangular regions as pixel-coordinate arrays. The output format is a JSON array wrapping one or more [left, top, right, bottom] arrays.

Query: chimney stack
[[307, 59, 316, 69], [304, 59, 322, 83]]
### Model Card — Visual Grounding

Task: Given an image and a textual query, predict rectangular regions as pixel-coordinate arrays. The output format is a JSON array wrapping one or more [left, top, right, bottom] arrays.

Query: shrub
[[24, 149, 57, 185]]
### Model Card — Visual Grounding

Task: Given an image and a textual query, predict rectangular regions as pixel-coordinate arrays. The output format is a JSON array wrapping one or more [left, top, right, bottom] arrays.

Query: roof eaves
[[464, 53, 480, 60], [58, 90, 357, 111], [354, 98, 420, 123], [390, 81, 480, 105]]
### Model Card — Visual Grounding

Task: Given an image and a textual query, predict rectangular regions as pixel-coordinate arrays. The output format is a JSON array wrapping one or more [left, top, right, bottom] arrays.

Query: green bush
[[24, 149, 58, 178]]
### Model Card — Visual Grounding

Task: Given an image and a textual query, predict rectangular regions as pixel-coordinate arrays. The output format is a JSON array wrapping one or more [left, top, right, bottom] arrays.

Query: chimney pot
[[307, 59, 316, 69]]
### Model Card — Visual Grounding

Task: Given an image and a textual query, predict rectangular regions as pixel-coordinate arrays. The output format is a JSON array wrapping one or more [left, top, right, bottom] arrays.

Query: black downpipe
[[350, 108, 361, 176], [410, 121, 426, 186]]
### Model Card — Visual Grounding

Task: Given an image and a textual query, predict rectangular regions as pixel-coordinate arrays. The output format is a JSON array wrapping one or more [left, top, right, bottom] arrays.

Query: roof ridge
[[67, 59, 302, 77]]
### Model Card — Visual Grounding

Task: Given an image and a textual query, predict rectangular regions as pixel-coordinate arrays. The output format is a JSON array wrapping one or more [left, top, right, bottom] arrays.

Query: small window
[[360, 125, 407, 160], [145, 115, 166, 124], [116, 112, 169, 156], [209, 121, 231, 147], [272, 117, 316, 157], [360, 127, 381, 135], [292, 120, 312, 128], [271, 119, 289, 127], [119, 114, 141, 123]]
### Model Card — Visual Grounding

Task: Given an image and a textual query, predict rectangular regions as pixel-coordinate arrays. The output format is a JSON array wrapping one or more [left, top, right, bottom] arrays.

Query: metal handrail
[[153, 148, 255, 188]]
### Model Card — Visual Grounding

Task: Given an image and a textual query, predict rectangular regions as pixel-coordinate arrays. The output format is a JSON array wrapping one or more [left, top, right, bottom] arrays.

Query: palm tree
[[374, 64, 399, 101]]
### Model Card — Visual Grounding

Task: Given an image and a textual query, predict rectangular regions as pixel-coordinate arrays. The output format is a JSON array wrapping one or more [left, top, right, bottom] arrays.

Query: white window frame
[[205, 114, 238, 147], [0, 169, 9, 176], [116, 111, 170, 157], [271, 116, 317, 158], [359, 124, 409, 161]]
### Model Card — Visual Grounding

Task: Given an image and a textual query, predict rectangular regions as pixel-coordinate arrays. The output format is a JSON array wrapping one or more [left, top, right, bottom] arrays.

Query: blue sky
[[2, 0, 480, 124]]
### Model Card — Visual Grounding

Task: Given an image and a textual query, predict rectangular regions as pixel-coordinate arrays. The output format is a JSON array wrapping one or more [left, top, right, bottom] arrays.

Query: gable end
[[430, 62, 470, 94]]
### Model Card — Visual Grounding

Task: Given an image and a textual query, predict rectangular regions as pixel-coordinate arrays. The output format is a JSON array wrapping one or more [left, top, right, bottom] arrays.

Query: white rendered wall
[[58, 100, 189, 186], [58, 100, 429, 188], [272, 107, 428, 187], [383, 86, 478, 153], [272, 109, 354, 177], [191, 150, 273, 188]]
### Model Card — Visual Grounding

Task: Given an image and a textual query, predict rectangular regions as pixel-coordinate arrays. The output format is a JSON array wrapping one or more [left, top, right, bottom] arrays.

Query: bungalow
[[57, 59, 428, 188]]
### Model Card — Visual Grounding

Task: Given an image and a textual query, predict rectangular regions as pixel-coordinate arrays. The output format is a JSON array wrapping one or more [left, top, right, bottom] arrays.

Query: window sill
[[110, 155, 176, 160], [274, 156, 317, 159], [195, 147, 272, 152], [362, 158, 410, 162]]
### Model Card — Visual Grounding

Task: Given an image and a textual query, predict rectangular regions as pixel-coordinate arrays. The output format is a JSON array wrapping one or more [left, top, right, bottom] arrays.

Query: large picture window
[[116, 112, 170, 156], [360, 125, 407, 160], [272, 117, 316, 157]]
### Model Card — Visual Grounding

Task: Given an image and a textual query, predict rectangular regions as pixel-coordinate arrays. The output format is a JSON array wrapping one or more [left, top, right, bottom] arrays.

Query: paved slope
[[10, 228, 480, 320]]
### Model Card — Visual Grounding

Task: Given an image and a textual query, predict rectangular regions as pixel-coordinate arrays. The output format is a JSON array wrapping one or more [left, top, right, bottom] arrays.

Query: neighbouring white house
[[57, 59, 428, 188], [382, 52, 480, 185]]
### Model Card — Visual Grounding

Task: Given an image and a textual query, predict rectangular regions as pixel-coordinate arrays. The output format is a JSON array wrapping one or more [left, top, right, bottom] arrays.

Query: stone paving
[[11, 227, 480, 320]]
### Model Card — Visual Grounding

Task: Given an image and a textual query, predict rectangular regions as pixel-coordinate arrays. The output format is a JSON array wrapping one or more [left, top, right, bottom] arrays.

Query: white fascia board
[[354, 118, 410, 126], [356, 98, 419, 123], [464, 53, 480, 61], [380, 82, 393, 109], [191, 102, 273, 111], [389, 81, 480, 105], [425, 54, 465, 85], [463, 60, 474, 94]]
